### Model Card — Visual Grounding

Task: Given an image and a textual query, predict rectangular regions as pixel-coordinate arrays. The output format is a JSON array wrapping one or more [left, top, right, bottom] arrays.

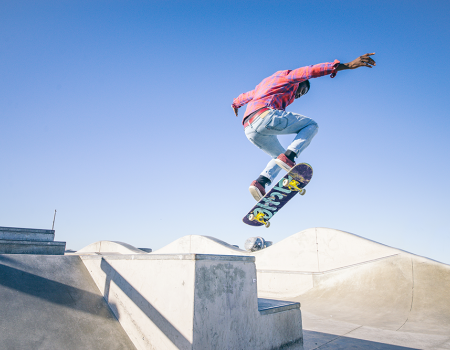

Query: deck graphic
[[243, 163, 313, 227]]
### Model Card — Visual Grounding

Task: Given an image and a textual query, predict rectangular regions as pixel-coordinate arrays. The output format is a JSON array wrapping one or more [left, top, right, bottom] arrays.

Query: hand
[[337, 53, 376, 71], [232, 105, 238, 117]]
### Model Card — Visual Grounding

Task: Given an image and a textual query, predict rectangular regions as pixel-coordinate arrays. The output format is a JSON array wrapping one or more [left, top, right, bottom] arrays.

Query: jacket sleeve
[[232, 90, 255, 109], [286, 59, 340, 83]]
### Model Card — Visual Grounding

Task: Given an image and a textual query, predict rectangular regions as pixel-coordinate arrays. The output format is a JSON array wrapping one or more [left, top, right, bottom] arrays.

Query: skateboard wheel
[[283, 179, 289, 187], [300, 188, 306, 195], [248, 214, 255, 221], [265, 221, 270, 228]]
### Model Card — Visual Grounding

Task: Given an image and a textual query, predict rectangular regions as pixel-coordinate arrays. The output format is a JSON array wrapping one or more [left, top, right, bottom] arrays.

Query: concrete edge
[[258, 298, 301, 315], [80, 253, 256, 262], [257, 254, 400, 275], [0, 240, 66, 246], [0, 226, 55, 234], [76, 240, 150, 254]]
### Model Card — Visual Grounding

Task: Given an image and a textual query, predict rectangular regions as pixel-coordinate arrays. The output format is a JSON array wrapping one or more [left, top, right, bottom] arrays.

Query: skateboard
[[243, 163, 313, 228]]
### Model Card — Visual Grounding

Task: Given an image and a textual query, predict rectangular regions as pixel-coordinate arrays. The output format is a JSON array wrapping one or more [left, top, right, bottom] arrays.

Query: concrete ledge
[[0, 226, 55, 242], [81, 253, 255, 262], [258, 298, 300, 315], [0, 240, 66, 255]]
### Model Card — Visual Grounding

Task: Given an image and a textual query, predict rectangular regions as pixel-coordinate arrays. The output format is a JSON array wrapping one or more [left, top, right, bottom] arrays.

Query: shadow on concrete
[[0, 255, 137, 350], [0, 263, 114, 318], [303, 330, 420, 350], [0, 254, 30, 270], [100, 258, 192, 349]]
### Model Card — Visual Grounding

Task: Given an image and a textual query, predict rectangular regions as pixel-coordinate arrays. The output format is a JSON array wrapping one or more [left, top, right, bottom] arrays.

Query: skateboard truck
[[282, 179, 306, 195], [248, 212, 271, 228]]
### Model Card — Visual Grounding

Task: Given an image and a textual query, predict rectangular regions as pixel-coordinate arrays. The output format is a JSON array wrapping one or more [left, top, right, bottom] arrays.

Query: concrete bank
[[0, 254, 136, 350]]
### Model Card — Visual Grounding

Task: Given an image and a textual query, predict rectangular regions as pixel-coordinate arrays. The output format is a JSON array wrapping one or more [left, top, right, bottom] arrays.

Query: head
[[295, 80, 310, 99]]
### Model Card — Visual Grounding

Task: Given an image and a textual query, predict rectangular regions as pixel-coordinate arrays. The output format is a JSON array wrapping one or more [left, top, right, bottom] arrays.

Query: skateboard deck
[[243, 163, 313, 227]]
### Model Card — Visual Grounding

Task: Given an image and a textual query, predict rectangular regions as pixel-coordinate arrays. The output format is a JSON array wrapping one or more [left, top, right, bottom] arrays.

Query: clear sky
[[1, 0, 449, 263]]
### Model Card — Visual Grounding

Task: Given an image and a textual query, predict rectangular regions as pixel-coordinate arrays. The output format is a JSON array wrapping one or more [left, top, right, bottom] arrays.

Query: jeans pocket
[[266, 116, 288, 131]]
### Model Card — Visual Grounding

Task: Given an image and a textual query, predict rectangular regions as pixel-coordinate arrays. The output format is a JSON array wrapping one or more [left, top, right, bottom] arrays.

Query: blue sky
[[1, 1, 449, 263]]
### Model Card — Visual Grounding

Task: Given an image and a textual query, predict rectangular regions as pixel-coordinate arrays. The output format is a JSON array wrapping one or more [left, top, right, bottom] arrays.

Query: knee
[[306, 121, 318, 137]]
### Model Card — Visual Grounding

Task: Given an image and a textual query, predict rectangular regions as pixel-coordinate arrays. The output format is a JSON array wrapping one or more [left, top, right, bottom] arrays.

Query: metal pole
[[52, 210, 57, 231]]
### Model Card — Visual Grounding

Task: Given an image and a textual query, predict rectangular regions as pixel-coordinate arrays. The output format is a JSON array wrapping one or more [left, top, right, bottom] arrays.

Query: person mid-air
[[232, 53, 376, 201]]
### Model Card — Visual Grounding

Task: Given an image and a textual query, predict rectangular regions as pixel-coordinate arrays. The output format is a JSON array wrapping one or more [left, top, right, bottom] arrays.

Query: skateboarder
[[232, 53, 376, 201]]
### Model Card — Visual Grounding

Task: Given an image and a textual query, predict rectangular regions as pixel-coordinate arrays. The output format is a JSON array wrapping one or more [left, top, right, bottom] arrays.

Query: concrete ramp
[[152, 235, 247, 255], [146, 228, 450, 349], [257, 228, 450, 349], [296, 254, 450, 334], [0, 255, 136, 350], [76, 241, 150, 255]]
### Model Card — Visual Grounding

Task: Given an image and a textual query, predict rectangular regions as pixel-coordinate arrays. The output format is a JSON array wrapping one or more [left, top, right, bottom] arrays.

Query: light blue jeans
[[244, 109, 318, 183]]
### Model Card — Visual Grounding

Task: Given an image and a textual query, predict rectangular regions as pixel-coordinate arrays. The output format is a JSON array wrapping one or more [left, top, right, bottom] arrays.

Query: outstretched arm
[[231, 89, 255, 117], [336, 53, 376, 71]]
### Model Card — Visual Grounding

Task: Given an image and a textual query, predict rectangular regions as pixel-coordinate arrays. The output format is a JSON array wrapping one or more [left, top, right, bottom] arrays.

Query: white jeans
[[244, 109, 318, 183]]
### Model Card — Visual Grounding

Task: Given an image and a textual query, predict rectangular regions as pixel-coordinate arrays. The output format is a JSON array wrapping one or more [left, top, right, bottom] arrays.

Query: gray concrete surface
[[0, 239, 66, 255], [146, 228, 450, 349], [4, 227, 448, 349], [81, 253, 303, 350], [0, 226, 66, 255], [0, 254, 136, 350], [0, 226, 55, 241]]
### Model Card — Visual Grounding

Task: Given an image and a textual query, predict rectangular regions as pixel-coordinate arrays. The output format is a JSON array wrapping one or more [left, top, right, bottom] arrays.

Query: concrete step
[[0, 240, 66, 255], [258, 298, 300, 315], [0, 226, 55, 242]]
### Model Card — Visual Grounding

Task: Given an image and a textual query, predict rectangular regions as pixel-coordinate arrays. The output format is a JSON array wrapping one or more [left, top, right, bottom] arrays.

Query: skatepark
[[1, 226, 449, 349]]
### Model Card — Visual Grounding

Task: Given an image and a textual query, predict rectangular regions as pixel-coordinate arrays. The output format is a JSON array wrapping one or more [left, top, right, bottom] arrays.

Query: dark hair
[[295, 80, 310, 98], [304, 79, 310, 92]]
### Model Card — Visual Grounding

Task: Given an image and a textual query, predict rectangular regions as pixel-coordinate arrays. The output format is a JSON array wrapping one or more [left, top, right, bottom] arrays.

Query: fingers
[[360, 54, 376, 66]]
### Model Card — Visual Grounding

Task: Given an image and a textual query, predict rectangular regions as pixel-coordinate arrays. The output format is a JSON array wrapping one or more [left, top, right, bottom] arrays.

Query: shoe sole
[[274, 159, 294, 172], [249, 186, 263, 201]]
